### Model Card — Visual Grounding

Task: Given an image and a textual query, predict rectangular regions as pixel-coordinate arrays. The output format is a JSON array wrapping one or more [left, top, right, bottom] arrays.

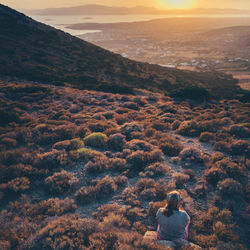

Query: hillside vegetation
[[0, 4, 243, 99], [0, 80, 249, 249]]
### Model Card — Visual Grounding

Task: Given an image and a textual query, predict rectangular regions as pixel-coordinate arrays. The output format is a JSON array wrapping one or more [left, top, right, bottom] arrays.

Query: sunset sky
[[1, 0, 250, 10]]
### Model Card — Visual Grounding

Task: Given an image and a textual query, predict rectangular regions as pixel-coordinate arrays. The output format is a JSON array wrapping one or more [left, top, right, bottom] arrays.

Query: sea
[[27, 13, 250, 36]]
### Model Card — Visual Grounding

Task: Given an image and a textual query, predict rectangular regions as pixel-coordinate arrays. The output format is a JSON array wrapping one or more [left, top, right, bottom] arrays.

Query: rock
[[143, 231, 202, 250], [156, 240, 176, 249]]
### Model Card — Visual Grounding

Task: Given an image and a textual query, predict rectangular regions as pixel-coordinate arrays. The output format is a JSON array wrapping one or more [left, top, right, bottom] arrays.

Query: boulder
[[143, 231, 202, 250]]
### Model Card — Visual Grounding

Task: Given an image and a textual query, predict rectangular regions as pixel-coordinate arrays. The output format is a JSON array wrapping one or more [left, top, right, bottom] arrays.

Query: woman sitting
[[156, 191, 190, 241]]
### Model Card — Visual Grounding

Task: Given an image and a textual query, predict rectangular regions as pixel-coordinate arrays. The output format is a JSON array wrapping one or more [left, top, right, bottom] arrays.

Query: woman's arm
[[184, 214, 190, 240]]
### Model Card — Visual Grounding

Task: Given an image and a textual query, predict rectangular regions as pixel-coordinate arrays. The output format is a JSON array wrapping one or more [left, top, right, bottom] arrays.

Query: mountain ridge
[[28, 4, 250, 16]]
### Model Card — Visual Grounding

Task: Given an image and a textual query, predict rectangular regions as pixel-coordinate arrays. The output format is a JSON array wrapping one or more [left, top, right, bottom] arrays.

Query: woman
[[156, 191, 190, 241]]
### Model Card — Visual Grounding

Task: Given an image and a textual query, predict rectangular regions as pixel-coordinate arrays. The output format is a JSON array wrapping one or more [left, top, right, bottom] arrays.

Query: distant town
[[76, 19, 250, 90]]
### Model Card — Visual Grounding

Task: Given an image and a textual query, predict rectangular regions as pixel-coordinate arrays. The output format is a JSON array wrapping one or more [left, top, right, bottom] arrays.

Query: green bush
[[84, 133, 108, 148], [70, 138, 84, 150]]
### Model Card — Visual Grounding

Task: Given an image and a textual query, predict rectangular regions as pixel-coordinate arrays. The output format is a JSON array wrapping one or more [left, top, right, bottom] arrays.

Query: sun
[[161, 0, 193, 9]]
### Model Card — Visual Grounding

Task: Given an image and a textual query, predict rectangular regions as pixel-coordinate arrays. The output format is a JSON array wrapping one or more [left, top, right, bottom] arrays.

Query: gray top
[[156, 208, 189, 240]]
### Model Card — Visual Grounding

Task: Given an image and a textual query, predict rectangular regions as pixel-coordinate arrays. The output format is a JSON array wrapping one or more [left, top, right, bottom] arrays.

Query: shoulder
[[178, 210, 190, 220]]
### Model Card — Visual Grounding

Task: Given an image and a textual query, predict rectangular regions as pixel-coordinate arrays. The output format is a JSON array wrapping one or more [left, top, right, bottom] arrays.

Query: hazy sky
[[1, 0, 250, 10]]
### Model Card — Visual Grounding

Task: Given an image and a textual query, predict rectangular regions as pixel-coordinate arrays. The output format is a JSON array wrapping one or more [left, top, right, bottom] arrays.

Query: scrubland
[[0, 80, 249, 249]]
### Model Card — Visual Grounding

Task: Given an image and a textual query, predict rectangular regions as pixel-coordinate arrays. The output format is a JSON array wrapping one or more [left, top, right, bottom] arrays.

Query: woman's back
[[156, 207, 189, 240]]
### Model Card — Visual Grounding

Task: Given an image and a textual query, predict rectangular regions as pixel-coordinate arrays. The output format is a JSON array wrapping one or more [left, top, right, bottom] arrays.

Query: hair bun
[[167, 191, 181, 203]]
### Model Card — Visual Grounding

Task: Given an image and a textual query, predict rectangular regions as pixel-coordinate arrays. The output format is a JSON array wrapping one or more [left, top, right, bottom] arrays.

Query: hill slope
[[0, 4, 242, 98]]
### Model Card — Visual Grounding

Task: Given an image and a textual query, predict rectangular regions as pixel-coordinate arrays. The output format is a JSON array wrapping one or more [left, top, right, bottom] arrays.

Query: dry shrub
[[230, 140, 250, 156], [88, 122, 111, 133], [146, 95, 159, 103], [148, 201, 166, 217], [30, 215, 98, 249], [52, 138, 84, 151], [144, 128, 156, 137], [170, 117, 181, 128], [100, 213, 131, 230], [229, 124, 250, 138], [77, 125, 90, 138], [192, 182, 207, 197], [126, 149, 163, 173], [93, 203, 123, 220], [159, 136, 183, 156], [151, 121, 170, 132], [217, 178, 243, 196], [158, 102, 177, 113], [103, 111, 115, 120], [109, 158, 127, 172], [117, 231, 163, 250], [205, 157, 244, 185], [123, 101, 139, 110], [126, 151, 147, 172], [178, 147, 204, 166], [0, 240, 10, 250], [173, 173, 190, 186], [130, 131, 144, 140], [205, 167, 226, 185], [75, 176, 123, 203], [84, 132, 108, 148], [33, 131, 58, 146], [193, 207, 239, 248], [146, 149, 164, 163], [132, 221, 147, 234], [0, 212, 39, 250], [52, 139, 72, 151], [71, 148, 103, 162], [210, 152, 224, 163], [115, 114, 130, 125], [121, 122, 143, 140], [0, 177, 30, 193], [108, 133, 126, 151], [133, 96, 148, 106], [140, 162, 171, 178], [199, 119, 224, 133], [85, 156, 109, 174], [183, 169, 196, 180], [136, 178, 166, 201], [35, 149, 67, 169], [93, 202, 145, 226], [69, 104, 81, 113], [45, 170, 79, 194], [8, 196, 77, 219], [53, 124, 77, 140], [199, 132, 215, 142], [213, 141, 231, 154], [89, 231, 119, 249], [89, 230, 159, 250], [0, 149, 25, 166], [176, 120, 201, 136], [0, 164, 36, 183], [1, 137, 17, 148], [125, 139, 154, 152]]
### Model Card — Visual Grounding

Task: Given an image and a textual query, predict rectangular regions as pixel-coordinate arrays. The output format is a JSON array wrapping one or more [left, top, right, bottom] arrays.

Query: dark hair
[[162, 191, 181, 217]]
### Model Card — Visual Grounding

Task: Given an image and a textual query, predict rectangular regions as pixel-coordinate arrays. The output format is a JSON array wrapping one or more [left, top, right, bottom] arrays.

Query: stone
[[143, 231, 202, 250]]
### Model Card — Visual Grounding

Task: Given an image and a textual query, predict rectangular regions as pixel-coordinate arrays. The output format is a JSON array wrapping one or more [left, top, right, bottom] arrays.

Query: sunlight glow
[[161, 0, 194, 9]]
